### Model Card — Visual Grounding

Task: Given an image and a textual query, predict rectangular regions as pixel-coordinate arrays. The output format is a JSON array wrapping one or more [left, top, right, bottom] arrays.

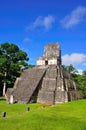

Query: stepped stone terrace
[[6, 43, 82, 104]]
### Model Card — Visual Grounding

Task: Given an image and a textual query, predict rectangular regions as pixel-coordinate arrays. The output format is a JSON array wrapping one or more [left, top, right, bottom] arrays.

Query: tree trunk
[[3, 82, 6, 96], [3, 72, 6, 96]]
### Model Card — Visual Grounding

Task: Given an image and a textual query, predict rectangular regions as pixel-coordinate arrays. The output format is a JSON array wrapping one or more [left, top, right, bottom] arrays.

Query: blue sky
[[0, 0, 86, 74]]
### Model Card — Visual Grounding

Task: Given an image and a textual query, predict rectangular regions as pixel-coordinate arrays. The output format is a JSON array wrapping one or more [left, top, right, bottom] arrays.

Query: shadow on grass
[[0, 97, 6, 101]]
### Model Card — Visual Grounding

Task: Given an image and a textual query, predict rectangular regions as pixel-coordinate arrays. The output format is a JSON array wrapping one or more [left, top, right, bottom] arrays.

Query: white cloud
[[62, 53, 86, 66], [77, 69, 83, 75], [61, 6, 86, 28], [22, 38, 31, 43], [27, 15, 55, 31]]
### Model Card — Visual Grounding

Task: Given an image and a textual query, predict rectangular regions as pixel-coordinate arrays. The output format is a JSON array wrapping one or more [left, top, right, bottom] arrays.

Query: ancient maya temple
[[6, 43, 82, 104]]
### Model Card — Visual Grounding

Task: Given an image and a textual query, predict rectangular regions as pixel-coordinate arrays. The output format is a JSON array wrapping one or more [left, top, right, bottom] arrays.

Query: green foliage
[[75, 74, 86, 98], [63, 64, 78, 74], [64, 64, 86, 98], [82, 70, 86, 76], [0, 42, 29, 95], [0, 99, 86, 130]]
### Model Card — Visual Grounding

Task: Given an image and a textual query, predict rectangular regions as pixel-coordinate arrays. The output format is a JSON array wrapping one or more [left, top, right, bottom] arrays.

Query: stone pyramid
[[6, 43, 82, 104]]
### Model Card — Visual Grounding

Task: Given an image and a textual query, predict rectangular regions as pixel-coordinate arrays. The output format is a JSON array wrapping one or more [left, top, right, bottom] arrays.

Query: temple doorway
[[45, 60, 48, 65]]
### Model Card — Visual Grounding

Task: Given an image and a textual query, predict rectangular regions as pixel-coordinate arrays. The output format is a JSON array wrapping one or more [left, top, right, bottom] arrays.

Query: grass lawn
[[0, 98, 86, 130]]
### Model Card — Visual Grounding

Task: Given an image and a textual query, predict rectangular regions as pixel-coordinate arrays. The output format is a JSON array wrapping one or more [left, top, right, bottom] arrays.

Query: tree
[[0, 42, 29, 96], [63, 64, 78, 74], [82, 70, 86, 77], [75, 71, 86, 98], [63, 64, 78, 81], [63, 64, 86, 98]]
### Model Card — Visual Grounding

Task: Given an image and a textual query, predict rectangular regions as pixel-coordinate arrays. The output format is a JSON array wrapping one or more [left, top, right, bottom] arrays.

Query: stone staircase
[[37, 66, 57, 104]]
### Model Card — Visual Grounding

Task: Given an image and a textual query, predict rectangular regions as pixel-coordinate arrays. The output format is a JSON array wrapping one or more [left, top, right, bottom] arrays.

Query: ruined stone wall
[[6, 43, 83, 104], [37, 65, 81, 104], [36, 57, 45, 66], [6, 67, 47, 104], [44, 43, 60, 58], [37, 43, 61, 66]]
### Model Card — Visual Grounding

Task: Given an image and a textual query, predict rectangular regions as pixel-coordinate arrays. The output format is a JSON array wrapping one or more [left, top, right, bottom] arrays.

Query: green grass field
[[0, 98, 86, 130]]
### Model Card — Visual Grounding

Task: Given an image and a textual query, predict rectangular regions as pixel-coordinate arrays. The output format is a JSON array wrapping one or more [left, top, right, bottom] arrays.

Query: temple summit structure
[[6, 43, 82, 104]]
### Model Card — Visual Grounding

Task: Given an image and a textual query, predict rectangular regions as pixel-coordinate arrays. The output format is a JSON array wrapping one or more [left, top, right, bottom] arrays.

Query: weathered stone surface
[[6, 67, 47, 104], [6, 43, 83, 104], [37, 43, 61, 66], [44, 43, 60, 58], [55, 91, 68, 103], [37, 91, 54, 104]]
